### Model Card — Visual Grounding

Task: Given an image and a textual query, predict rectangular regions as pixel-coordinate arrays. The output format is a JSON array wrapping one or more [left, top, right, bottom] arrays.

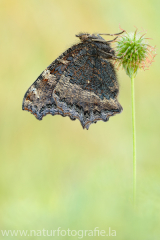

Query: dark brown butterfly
[[22, 31, 124, 129]]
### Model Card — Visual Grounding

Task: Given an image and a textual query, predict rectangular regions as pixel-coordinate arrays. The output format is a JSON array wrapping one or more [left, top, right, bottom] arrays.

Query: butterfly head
[[76, 33, 106, 43]]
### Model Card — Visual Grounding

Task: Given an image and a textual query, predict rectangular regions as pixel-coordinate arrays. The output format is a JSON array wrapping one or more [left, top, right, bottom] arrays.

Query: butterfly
[[22, 31, 124, 130]]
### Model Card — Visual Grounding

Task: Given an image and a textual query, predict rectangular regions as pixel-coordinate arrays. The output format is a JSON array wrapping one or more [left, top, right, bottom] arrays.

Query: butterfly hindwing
[[22, 40, 122, 129]]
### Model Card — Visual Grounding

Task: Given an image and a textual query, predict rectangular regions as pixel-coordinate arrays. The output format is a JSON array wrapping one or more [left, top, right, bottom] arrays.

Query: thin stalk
[[131, 75, 136, 207]]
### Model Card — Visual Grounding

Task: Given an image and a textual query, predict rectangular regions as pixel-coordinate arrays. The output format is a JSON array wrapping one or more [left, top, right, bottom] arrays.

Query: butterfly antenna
[[106, 36, 119, 43], [99, 30, 125, 36]]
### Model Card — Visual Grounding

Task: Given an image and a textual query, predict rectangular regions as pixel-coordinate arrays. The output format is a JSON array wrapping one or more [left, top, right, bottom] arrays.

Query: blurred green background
[[0, 0, 160, 239]]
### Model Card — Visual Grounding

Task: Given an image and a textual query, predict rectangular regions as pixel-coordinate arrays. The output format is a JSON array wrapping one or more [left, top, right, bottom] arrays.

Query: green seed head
[[115, 29, 156, 78]]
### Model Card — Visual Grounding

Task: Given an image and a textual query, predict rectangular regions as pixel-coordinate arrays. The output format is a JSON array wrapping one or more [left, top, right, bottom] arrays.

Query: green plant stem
[[131, 75, 136, 207]]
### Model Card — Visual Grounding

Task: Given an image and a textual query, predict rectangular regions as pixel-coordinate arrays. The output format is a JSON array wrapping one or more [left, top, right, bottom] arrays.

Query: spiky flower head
[[115, 28, 156, 78]]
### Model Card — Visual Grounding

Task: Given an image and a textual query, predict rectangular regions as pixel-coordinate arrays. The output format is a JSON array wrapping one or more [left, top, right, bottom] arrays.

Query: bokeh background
[[0, 0, 160, 239]]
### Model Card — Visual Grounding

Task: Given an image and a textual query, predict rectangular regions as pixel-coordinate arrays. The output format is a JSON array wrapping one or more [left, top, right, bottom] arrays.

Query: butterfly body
[[22, 33, 123, 129]]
